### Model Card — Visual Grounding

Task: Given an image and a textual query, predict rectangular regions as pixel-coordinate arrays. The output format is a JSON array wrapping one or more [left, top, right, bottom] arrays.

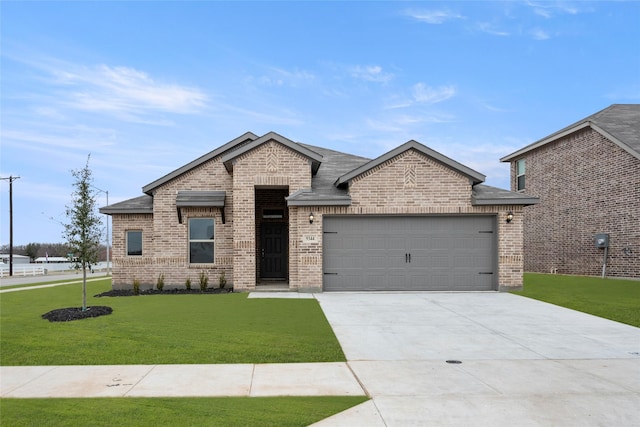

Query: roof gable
[[142, 131, 258, 195], [501, 104, 640, 162], [221, 131, 323, 174], [335, 140, 485, 187]]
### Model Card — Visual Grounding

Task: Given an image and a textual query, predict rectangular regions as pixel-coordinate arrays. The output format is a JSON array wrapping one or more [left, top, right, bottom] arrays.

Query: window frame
[[126, 230, 143, 256], [188, 217, 215, 264], [516, 159, 526, 191]]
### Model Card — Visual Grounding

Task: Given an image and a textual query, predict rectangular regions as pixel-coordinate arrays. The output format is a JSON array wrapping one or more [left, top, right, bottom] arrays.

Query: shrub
[[185, 277, 192, 291], [156, 273, 165, 291], [199, 271, 209, 292], [133, 279, 140, 295], [219, 271, 227, 289]]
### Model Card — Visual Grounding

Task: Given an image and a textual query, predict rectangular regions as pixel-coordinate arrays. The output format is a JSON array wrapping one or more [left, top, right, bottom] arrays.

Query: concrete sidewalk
[[1, 362, 365, 398]]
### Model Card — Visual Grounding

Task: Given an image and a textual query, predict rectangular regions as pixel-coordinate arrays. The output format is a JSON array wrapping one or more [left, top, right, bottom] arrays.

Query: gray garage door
[[323, 216, 496, 291]]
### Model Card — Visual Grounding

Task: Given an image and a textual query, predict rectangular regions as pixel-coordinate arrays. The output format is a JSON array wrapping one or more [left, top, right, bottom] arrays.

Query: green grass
[[0, 396, 369, 426], [513, 273, 640, 327], [1, 279, 346, 365]]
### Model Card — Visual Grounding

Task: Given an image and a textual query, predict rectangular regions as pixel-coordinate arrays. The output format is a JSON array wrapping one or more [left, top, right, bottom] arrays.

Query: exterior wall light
[[309, 212, 314, 224], [506, 211, 514, 223]]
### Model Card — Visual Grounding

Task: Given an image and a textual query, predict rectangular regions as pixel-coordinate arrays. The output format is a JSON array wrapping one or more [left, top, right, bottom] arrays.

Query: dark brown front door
[[260, 223, 287, 279]]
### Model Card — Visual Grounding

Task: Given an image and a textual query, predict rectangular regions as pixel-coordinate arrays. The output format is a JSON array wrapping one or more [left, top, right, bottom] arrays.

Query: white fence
[[0, 265, 46, 277], [0, 262, 109, 277]]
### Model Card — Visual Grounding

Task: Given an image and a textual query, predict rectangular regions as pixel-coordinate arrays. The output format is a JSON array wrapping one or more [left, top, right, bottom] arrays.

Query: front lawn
[[513, 273, 640, 327], [0, 279, 346, 365], [0, 396, 368, 427]]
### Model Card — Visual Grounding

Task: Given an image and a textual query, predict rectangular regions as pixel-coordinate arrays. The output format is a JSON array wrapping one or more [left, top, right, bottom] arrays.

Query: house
[[501, 104, 640, 278], [100, 131, 538, 292], [0, 254, 30, 264]]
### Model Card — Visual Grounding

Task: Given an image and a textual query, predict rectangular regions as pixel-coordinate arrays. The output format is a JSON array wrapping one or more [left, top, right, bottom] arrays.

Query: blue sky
[[1, 1, 639, 246]]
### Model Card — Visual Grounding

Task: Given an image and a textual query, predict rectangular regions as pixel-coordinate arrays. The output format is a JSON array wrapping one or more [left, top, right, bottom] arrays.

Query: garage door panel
[[323, 216, 496, 291]]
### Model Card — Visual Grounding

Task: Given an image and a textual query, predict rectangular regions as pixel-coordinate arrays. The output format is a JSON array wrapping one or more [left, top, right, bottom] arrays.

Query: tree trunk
[[82, 265, 87, 311]]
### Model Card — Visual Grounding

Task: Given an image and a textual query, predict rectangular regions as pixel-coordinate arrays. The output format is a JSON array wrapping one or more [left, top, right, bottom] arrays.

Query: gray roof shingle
[[472, 185, 539, 206], [99, 195, 153, 214], [102, 133, 535, 214], [501, 104, 640, 162]]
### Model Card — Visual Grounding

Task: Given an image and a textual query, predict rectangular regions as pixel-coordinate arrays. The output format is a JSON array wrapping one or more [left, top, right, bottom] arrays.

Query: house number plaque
[[302, 235, 317, 243]]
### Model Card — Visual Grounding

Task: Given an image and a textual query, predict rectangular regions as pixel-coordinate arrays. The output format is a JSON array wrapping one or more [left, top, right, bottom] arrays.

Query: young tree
[[63, 155, 103, 311]]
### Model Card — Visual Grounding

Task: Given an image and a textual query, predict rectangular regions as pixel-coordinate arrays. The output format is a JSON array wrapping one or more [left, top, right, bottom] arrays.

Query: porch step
[[254, 283, 291, 292]]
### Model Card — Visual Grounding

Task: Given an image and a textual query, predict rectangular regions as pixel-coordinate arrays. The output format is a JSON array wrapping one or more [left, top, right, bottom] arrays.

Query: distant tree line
[[0, 243, 110, 263]]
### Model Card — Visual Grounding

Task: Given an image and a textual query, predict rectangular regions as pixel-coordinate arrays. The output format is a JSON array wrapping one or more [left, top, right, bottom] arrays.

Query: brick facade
[[108, 134, 529, 291], [231, 141, 311, 291], [111, 155, 234, 289], [290, 149, 525, 291], [509, 128, 640, 278]]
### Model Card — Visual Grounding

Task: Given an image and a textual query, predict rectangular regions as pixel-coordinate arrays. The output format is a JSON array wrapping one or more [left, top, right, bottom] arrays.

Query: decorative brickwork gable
[[349, 149, 471, 208]]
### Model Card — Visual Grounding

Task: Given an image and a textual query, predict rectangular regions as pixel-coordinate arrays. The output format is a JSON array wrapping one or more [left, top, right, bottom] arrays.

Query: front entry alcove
[[255, 187, 289, 284]]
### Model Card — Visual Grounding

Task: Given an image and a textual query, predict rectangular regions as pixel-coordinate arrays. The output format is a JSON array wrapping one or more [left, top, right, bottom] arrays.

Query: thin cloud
[[530, 28, 551, 40], [2, 127, 116, 151], [258, 66, 316, 87], [403, 9, 464, 24], [365, 111, 454, 136], [385, 84, 456, 110], [526, 1, 582, 18], [412, 83, 456, 104], [51, 64, 208, 117], [477, 22, 510, 37], [479, 102, 511, 113], [349, 65, 394, 83], [6, 53, 209, 123]]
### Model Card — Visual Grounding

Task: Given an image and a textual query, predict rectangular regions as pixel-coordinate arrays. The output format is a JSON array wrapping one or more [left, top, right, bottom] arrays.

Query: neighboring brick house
[[101, 131, 537, 292], [501, 104, 640, 278]]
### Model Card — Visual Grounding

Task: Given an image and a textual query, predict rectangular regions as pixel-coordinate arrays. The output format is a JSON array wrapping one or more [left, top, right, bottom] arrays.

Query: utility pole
[[93, 186, 110, 275], [1, 176, 20, 276]]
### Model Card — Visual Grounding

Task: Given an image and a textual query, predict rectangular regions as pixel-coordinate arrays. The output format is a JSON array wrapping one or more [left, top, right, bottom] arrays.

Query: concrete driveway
[[312, 292, 640, 426]]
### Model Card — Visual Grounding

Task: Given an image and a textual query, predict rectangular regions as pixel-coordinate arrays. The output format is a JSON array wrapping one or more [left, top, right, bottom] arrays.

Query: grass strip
[[513, 273, 640, 327], [0, 396, 369, 427]]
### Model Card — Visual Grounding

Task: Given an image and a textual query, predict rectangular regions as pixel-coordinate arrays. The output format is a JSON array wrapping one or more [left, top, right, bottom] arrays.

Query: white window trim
[[516, 159, 526, 192], [188, 217, 215, 264]]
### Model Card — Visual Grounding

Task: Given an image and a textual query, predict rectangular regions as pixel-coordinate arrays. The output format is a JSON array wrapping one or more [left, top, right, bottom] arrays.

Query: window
[[127, 231, 143, 256], [516, 159, 526, 191], [189, 218, 214, 263], [263, 208, 284, 219]]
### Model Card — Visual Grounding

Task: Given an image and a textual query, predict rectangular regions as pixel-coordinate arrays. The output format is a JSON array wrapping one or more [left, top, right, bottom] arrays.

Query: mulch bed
[[42, 306, 113, 322], [94, 288, 233, 297]]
